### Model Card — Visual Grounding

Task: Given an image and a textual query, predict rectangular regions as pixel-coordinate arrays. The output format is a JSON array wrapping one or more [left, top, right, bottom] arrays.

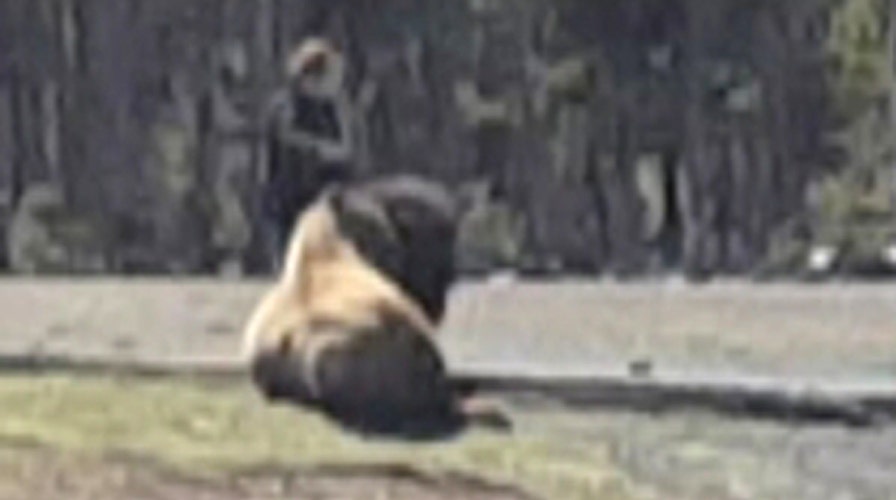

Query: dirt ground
[[0, 446, 532, 500], [515, 408, 896, 500]]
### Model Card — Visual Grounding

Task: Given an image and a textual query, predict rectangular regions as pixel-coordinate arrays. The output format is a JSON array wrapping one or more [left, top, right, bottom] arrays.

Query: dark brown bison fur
[[242, 186, 507, 439]]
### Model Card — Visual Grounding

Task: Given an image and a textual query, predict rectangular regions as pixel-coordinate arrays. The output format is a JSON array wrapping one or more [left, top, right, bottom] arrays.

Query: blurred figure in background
[[257, 37, 356, 272]]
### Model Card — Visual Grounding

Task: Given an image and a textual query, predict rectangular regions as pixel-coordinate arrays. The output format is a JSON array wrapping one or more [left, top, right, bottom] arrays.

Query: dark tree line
[[0, 0, 888, 279]]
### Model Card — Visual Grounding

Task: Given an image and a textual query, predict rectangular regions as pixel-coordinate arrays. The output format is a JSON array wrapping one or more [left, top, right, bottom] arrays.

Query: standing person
[[257, 37, 356, 271]]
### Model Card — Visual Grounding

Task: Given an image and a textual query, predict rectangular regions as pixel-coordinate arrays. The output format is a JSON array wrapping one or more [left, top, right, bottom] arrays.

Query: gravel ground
[[1, 277, 896, 499], [512, 408, 896, 500]]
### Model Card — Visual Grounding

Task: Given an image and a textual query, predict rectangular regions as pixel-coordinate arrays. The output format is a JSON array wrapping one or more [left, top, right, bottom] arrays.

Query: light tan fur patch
[[242, 192, 435, 363]]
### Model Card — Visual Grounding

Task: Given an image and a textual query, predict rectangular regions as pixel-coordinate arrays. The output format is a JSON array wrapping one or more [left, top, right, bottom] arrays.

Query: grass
[[0, 373, 648, 500]]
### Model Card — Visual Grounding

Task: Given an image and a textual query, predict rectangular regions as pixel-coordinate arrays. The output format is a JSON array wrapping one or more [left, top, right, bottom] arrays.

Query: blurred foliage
[[828, 0, 892, 119], [541, 57, 596, 104], [6, 184, 107, 274], [456, 183, 527, 274], [767, 0, 896, 276], [825, 0, 894, 188]]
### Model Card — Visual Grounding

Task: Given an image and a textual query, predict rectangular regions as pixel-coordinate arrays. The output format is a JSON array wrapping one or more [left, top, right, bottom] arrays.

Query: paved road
[[2, 277, 895, 382], [442, 279, 896, 381]]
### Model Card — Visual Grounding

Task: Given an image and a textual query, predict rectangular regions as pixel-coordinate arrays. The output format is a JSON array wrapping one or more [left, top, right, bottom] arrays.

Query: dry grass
[[0, 373, 649, 500]]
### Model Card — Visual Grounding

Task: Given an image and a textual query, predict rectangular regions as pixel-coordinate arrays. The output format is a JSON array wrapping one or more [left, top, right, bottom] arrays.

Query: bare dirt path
[[0, 445, 532, 500]]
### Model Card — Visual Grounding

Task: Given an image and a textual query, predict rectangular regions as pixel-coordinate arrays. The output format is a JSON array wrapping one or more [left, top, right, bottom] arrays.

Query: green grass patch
[[0, 373, 646, 500]]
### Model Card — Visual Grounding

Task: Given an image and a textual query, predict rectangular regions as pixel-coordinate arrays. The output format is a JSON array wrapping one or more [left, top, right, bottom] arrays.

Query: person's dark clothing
[[259, 90, 352, 270]]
